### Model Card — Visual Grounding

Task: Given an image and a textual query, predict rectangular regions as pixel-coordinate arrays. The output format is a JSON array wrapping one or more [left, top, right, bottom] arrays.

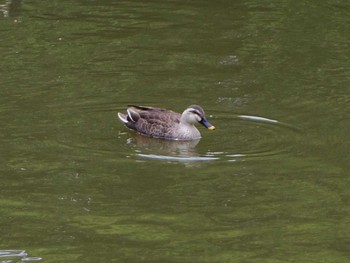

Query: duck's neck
[[178, 122, 201, 140]]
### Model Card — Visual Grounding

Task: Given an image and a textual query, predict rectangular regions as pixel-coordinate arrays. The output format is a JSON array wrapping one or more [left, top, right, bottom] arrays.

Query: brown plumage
[[118, 105, 215, 140]]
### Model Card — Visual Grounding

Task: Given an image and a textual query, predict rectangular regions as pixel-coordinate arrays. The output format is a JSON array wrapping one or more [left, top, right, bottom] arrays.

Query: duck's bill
[[200, 118, 216, 130]]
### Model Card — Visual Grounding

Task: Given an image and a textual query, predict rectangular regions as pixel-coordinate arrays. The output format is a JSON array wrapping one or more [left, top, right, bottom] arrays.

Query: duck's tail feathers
[[126, 108, 140, 122], [118, 112, 128, 123]]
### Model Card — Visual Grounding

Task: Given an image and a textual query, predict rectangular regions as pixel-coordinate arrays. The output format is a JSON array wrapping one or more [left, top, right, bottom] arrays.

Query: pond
[[1, 0, 350, 262]]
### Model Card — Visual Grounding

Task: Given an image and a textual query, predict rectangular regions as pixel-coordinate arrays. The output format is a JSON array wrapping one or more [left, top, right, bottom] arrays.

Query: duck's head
[[181, 105, 216, 130]]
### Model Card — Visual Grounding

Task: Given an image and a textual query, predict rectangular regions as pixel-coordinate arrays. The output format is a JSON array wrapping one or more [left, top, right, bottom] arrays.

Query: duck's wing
[[127, 105, 179, 121], [125, 105, 181, 138]]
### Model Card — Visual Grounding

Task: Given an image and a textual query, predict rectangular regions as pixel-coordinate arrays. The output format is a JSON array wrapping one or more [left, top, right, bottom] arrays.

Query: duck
[[118, 105, 215, 140]]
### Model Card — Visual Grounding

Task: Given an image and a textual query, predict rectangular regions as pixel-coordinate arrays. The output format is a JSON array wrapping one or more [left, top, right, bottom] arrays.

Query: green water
[[1, 0, 350, 262]]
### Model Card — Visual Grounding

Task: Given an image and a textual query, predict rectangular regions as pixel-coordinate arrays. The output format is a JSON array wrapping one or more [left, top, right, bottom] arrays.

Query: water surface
[[1, 0, 350, 262]]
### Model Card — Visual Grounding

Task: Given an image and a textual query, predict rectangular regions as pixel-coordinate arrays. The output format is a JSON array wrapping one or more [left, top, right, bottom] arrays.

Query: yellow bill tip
[[208, 125, 216, 130]]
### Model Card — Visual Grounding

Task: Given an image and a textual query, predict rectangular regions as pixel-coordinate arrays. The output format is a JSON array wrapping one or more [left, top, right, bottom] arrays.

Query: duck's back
[[126, 106, 182, 139]]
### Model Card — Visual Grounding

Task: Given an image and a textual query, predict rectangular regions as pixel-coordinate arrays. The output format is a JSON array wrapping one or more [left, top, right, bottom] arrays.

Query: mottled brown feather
[[118, 104, 214, 140], [125, 106, 181, 138]]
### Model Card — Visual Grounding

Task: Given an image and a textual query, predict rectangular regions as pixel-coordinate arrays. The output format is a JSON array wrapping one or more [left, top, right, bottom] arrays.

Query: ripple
[[238, 115, 278, 123], [210, 113, 301, 160], [137, 154, 219, 162], [121, 113, 301, 163], [0, 250, 42, 262]]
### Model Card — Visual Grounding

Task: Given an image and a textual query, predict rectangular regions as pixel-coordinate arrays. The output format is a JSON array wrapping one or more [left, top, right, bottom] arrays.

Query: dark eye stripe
[[190, 110, 201, 115]]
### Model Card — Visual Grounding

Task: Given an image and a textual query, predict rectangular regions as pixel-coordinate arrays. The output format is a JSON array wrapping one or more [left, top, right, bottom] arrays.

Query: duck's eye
[[189, 110, 200, 115], [194, 113, 202, 122], [187, 109, 202, 122]]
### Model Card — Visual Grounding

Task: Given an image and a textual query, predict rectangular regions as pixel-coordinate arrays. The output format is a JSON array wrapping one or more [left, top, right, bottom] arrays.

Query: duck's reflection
[[128, 134, 200, 158], [0, 0, 22, 18]]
